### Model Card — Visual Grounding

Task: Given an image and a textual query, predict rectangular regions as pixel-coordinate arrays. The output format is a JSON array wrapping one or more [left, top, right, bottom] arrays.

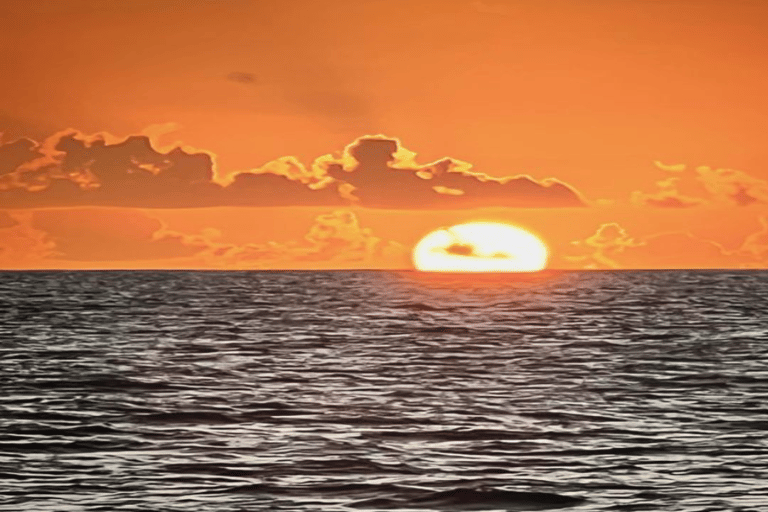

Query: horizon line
[[0, 268, 763, 273]]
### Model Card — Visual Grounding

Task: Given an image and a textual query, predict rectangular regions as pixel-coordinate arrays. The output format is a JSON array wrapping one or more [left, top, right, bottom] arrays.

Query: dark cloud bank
[[0, 131, 585, 209]]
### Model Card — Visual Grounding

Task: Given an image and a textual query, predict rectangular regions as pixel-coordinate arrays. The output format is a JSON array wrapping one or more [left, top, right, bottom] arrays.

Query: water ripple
[[1, 270, 767, 511]]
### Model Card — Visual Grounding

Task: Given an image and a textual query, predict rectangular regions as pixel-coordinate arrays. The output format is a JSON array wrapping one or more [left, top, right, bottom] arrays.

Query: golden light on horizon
[[412, 222, 549, 272]]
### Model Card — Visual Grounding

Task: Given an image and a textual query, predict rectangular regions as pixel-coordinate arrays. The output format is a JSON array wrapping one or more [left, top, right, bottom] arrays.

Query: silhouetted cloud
[[0, 131, 587, 210], [0, 137, 40, 176], [320, 136, 586, 208], [0, 131, 342, 208], [445, 243, 476, 257]]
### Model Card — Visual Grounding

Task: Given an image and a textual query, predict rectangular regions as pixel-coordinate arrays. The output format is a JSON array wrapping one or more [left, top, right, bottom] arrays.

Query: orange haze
[[1, 0, 767, 269]]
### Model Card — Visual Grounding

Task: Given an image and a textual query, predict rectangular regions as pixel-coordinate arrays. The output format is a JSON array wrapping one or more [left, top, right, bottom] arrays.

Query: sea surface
[[1, 270, 767, 511]]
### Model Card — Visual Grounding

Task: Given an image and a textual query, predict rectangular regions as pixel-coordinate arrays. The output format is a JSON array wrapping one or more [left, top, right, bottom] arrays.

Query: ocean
[[1, 270, 767, 511]]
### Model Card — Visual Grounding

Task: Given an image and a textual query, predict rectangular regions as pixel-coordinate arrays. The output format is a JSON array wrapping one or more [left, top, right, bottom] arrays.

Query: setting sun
[[412, 222, 549, 272]]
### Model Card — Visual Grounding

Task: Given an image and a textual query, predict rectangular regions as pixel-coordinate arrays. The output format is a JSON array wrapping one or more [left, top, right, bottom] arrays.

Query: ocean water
[[1, 270, 767, 512]]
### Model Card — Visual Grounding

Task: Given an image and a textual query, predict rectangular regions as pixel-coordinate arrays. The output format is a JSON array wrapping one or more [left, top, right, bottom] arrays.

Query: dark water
[[1, 270, 767, 511]]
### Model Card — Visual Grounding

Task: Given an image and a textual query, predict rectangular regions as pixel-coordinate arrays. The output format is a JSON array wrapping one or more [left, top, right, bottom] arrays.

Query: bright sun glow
[[412, 222, 549, 272]]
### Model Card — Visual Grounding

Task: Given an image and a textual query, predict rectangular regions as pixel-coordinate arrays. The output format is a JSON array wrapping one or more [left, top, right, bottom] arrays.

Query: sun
[[412, 222, 549, 272]]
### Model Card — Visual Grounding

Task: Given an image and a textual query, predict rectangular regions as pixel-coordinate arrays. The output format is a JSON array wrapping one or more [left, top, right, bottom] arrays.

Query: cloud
[[566, 223, 642, 268], [696, 166, 768, 206], [653, 160, 686, 172], [0, 130, 343, 209], [218, 210, 407, 268], [631, 177, 705, 208], [0, 212, 56, 267], [0, 131, 586, 210], [0, 137, 41, 176], [566, 221, 768, 269], [319, 136, 586, 208], [631, 163, 768, 208], [1, 207, 407, 269], [740, 216, 768, 264], [445, 243, 476, 257], [31, 209, 207, 261]]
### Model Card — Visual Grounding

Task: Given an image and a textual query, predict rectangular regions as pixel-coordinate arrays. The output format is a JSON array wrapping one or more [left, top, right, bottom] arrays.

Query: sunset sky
[[1, 0, 767, 270]]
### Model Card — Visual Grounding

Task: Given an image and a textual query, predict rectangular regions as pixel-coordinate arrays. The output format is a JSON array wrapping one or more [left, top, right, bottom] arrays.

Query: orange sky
[[1, 0, 767, 270]]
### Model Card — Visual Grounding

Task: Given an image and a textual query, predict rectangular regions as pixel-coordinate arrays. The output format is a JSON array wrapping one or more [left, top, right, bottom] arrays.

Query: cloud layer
[[0, 207, 406, 269], [631, 163, 768, 208], [214, 210, 406, 268], [0, 131, 586, 209], [0, 131, 341, 208], [324, 137, 585, 208], [566, 220, 768, 269], [31, 209, 207, 261]]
